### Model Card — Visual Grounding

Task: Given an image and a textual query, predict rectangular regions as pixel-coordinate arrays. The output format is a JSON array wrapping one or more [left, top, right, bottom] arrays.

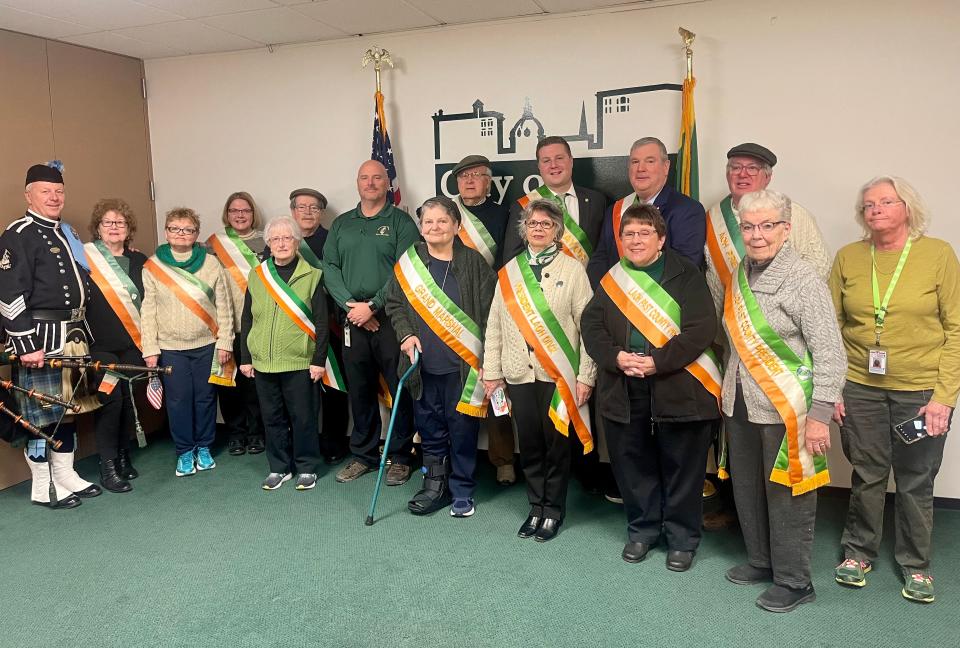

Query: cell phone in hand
[[894, 415, 928, 445]]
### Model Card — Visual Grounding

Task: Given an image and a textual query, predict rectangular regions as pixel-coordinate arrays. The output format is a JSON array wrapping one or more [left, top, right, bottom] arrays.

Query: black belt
[[33, 308, 85, 323]]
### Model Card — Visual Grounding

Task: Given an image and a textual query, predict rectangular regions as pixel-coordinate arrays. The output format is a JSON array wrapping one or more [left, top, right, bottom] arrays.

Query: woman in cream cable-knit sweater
[[483, 199, 596, 543], [142, 208, 234, 477]]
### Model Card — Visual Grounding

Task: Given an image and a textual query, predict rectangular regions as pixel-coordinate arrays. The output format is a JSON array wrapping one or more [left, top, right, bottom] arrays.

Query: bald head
[[357, 159, 389, 211]]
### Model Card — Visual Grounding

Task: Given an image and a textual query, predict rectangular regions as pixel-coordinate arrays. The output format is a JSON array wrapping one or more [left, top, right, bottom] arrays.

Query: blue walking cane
[[365, 348, 419, 526]]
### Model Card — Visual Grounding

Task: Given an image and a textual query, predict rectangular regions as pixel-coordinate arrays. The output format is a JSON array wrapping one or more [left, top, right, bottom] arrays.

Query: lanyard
[[871, 238, 912, 343]]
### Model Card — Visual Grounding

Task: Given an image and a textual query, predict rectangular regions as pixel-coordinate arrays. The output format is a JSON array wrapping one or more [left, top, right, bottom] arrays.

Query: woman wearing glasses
[[142, 208, 234, 477], [482, 199, 596, 542], [830, 177, 960, 604], [84, 199, 147, 492], [720, 190, 846, 613], [239, 216, 327, 491], [581, 204, 720, 571], [207, 192, 267, 457]]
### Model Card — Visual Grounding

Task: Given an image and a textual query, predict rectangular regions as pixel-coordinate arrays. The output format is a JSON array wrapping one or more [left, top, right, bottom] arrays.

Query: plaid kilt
[[12, 366, 65, 428]]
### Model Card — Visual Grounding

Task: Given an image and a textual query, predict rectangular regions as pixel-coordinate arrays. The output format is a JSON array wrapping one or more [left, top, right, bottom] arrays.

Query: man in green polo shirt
[[323, 160, 421, 485]]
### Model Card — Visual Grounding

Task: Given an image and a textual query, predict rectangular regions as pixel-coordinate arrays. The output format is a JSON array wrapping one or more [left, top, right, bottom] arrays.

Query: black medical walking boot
[[407, 455, 451, 515]]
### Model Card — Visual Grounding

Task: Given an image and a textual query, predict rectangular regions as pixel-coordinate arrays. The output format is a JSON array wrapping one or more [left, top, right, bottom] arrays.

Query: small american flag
[[372, 90, 401, 205], [147, 376, 164, 410]]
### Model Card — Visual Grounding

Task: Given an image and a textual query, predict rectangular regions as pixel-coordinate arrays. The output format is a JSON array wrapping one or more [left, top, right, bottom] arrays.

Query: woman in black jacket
[[385, 196, 497, 518], [582, 204, 719, 571], [84, 199, 148, 492]]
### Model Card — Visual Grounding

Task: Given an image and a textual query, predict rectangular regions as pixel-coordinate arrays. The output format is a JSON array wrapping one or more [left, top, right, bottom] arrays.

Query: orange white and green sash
[[252, 258, 345, 391], [207, 229, 259, 293], [84, 241, 142, 351], [145, 257, 236, 386], [456, 198, 497, 267], [706, 196, 745, 289], [394, 247, 487, 417], [610, 193, 640, 258], [498, 253, 593, 452], [600, 258, 722, 403], [723, 264, 828, 495], [517, 186, 593, 266]]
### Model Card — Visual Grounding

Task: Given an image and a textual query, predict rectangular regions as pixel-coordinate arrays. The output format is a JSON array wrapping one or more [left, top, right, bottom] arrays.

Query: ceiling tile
[[134, 0, 278, 20], [406, 0, 543, 24], [116, 20, 263, 54], [535, 0, 656, 12], [0, 0, 181, 30], [201, 7, 346, 44], [290, 0, 439, 35], [0, 6, 92, 38], [61, 30, 185, 58]]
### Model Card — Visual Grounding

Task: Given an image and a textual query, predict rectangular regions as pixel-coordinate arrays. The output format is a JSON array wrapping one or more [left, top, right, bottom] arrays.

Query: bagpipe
[[0, 352, 172, 375]]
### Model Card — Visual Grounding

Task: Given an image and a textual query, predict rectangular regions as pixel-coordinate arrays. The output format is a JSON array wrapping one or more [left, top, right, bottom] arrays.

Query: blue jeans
[[161, 344, 217, 456]]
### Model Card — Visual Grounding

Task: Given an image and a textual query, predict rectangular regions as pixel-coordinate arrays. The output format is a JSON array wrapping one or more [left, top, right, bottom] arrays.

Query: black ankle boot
[[116, 449, 138, 480], [100, 458, 132, 493], [407, 455, 451, 515]]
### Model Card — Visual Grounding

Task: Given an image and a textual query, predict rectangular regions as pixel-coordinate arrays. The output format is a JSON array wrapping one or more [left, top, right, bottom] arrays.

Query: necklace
[[439, 259, 451, 291]]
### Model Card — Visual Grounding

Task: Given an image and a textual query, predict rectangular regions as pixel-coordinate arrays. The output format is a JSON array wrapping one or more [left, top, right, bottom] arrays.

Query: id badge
[[868, 346, 887, 375], [344, 324, 351, 348]]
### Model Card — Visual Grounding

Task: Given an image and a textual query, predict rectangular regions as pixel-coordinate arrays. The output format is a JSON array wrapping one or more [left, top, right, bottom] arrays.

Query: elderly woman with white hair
[[239, 215, 328, 491], [483, 198, 596, 543], [830, 177, 960, 604], [721, 190, 846, 613]]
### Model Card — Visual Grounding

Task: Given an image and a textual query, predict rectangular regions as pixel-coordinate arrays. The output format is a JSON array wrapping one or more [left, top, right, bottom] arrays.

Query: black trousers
[[509, 380, 571, 520], [414, 371, 480, 499], [255, 370, 321, 475], [319, 331, 350, 457], [217, 336, 264, 443], [91, 347, 141, 458], [342, 318, 413, 467], [604, 377, 714, 550]]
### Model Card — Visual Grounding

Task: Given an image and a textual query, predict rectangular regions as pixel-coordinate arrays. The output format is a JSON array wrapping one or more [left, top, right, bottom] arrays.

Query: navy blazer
[[587, 184, 706, 288], [502, 184, 608, 262]]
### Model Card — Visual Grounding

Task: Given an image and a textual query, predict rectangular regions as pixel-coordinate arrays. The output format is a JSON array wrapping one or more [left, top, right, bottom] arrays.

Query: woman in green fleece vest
[[239, 216, 328, 492]]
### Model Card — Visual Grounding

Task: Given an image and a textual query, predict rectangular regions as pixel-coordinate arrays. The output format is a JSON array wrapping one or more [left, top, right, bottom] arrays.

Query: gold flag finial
[[678, 27, 695, 80], [361, 46, 394, 93]]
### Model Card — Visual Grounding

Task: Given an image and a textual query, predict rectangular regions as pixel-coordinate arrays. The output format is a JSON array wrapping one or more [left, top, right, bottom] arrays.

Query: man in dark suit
[[587, 137, 707, 288], [502, 136, 607, 264]]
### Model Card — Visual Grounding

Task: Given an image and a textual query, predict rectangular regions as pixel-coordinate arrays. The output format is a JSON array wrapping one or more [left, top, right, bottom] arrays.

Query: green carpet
[[1, 440, 957, 648]]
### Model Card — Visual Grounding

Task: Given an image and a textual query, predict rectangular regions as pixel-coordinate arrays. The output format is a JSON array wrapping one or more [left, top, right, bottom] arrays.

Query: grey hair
[[263, 215, 302, 243], [518, 198, 565, 244], [854, 175, 929, 240], [738, 190, 793, 222], [420, 195, 462, 224], [629, 137, 669, 161]]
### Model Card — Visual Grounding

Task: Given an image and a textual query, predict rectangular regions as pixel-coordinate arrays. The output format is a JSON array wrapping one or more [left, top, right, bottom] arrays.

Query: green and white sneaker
[[902, 572, 935, 603], [835, 558, 872, 587]]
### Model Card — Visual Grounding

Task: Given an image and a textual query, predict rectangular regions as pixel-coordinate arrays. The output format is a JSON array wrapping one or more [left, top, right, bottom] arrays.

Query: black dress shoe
[[33, 494, 82, 509], [228, 439, 246, 456], [74, 484, 102, 498], [517, 515, 542, 538], [247, 436, 265, 455], [622, 542, 653, 563], [666, 550, 695, 572], [534, 518, 562, 542]]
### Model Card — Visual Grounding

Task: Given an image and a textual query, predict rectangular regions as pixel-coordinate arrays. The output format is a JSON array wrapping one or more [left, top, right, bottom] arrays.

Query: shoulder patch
[[0, 249, 11, 270]]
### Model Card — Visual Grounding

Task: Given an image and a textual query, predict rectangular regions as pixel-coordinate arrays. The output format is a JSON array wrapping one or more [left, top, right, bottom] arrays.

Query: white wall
[[145, 0, 960, 497]]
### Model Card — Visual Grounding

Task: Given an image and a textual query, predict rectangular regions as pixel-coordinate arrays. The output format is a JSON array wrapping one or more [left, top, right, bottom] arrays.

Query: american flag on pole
[[372, 90, 401, 206], [147, 376, 164, 410]]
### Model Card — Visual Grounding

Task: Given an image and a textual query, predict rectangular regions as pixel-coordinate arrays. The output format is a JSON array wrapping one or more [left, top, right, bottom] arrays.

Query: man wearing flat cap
[[701, 143, 831, 530], [287, 187, 350, 464], [0, 161, 102, 509], [451, 154, 516, 485]]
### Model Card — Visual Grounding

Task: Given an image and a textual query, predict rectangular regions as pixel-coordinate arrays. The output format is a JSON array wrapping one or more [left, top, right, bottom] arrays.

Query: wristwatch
[[367, 300, 378, 313]]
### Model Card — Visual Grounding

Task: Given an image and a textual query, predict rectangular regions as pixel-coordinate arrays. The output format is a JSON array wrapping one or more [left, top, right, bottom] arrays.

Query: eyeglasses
[[101, 220, 127, 228], [727, 163, 764, 177], [526, 219, 556, 230], [227, 208, 253, 216], [621, 229, 658, 241], [295, 205, 322, 214], [739, 221, 785, 235], [862, 199, 903, 212], [268, 235, 295, 244], [166, 226, 198, 235], [457, 171, 490, 180]]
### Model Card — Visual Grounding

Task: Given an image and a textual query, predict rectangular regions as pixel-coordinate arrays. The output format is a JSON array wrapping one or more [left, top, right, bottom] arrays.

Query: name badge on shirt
[[868, 345, 887, 375]]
